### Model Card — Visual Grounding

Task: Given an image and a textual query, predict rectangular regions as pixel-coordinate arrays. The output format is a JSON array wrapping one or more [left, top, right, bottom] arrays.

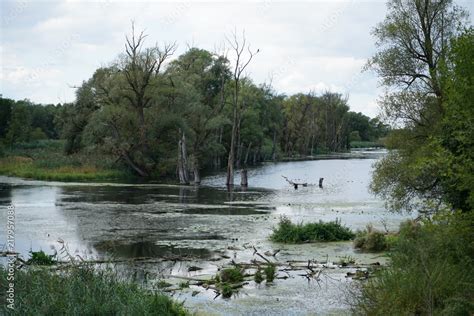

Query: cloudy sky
[[1, 0, 473, 117]]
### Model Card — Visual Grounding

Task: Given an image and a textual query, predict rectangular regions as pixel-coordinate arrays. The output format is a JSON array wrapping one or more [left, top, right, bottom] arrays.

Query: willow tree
[[82, 25, 175, 177], [166, 48, 231, 183], [368, 0, 469, 213]]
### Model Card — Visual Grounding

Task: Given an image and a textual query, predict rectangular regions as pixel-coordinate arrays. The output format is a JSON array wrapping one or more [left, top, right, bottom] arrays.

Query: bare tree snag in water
[[241, 169, 248, 186], [177, 129, 189, 184], [282, 176, 324, 190], [225, 30, 259, 186], [282, 175, 307, 190], [193, 159, 201, 184]]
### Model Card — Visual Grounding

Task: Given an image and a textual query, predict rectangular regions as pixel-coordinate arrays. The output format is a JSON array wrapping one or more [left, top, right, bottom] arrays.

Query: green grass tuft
[[264, 264, 276, 283], [270, 216, 355, 243], [0, 265, 187, 315], [254, 269, 263, 284], [220, 267, 244, 284], [26, 250, 56, 265]]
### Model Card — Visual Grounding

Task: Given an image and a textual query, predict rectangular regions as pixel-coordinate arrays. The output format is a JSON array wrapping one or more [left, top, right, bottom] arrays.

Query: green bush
[[353, 225, 389, 252], [264, 264, 276, 283], [220, 284, 233, 298], [220, 267, 244, 283], [254, 269, 263, 284], [0, 265, 188, 315], [353, 212, 474, 315], [270, 216, 355, 243], [26, 250, 56, 265]]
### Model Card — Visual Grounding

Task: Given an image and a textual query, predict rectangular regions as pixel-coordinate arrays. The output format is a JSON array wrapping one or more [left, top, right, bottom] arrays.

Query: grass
[[353, 212, 474, 315], [270, 216, 355, 243], [0, 140, 130, 182], [0, 265, 188, 315]]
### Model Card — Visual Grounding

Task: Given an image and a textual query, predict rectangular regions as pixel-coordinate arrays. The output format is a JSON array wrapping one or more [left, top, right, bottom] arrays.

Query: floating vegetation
[[270, 216, 355, 243]]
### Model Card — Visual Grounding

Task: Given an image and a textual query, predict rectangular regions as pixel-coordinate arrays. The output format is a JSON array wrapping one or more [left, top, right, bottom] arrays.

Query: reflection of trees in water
[[0, 184, 12, 205], [94, 240, 212, 260]]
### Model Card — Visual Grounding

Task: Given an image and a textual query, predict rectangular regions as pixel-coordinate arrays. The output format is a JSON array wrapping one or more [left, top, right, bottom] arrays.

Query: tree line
[[0, 30, 388, 183]]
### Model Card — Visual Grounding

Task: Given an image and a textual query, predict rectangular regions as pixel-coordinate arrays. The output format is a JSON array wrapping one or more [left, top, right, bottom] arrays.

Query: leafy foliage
[[353, 212, 474, 315], [353, 225, 389, 252], [368, 0, 473, 213]]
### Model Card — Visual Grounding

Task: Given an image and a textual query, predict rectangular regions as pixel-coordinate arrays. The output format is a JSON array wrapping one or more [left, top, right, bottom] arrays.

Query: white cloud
[[1, 1, 472, 117]]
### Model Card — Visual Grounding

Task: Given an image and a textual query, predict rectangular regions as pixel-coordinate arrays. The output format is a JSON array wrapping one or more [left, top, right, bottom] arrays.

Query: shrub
[[353, 212, 474, 315], [270, 216, 355, 243], [353, 225, 389, 252], [0, 265, 188, 315]]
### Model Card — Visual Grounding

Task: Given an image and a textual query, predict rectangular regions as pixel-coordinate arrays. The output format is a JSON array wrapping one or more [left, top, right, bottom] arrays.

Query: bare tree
[[225, 30, 259, 186]]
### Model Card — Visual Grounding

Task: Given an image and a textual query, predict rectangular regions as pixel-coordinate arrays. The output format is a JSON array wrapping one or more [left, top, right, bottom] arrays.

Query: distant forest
[[0, 31, 388, 182]]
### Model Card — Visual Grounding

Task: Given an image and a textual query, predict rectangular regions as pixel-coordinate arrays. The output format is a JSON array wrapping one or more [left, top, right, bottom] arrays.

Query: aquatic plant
[[264, 264, 276, 283], [254, 269, 263, 284], [220, 284, 233, 298], [26, 250, 56, 265], [220, 267, 244, 283], [270, 216, 355, 243]]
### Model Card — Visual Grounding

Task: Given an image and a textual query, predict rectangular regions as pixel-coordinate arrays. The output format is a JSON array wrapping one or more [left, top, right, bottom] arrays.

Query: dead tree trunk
[[271, 129, 277, 161], [225, 30, 258, 186], [241, 169, 248, 186], [177, 130, 189, 184], [193, 159, 201, 184], [244, 142, 252, 166], [319, 178, 324, 188]]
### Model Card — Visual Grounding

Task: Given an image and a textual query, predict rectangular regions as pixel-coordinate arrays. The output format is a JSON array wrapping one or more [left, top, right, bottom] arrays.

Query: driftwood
[[282, 176, 307, 189], [282, 175, 324, 189]]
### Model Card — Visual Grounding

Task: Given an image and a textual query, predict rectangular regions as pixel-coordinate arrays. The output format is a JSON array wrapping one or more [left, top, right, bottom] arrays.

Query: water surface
[[0, 150, 410, 315]]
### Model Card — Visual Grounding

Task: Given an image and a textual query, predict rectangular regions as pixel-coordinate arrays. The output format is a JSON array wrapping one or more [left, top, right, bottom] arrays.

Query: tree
[[0, 98, 14, 140], [225, 30, 259, 186], [5, 101, 32, 145], [369, 0, 471, 213], [82, 25, 175, 177], [166, 48, 231, 183]]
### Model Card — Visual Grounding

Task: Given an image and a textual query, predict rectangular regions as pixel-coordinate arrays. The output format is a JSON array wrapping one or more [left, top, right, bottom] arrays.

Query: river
[[0, 149, 411, 315]]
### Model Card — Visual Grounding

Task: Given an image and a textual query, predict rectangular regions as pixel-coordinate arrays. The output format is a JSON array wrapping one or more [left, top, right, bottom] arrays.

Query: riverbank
[[0, 140, 129, 182], [0, 139, 384, 183]]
